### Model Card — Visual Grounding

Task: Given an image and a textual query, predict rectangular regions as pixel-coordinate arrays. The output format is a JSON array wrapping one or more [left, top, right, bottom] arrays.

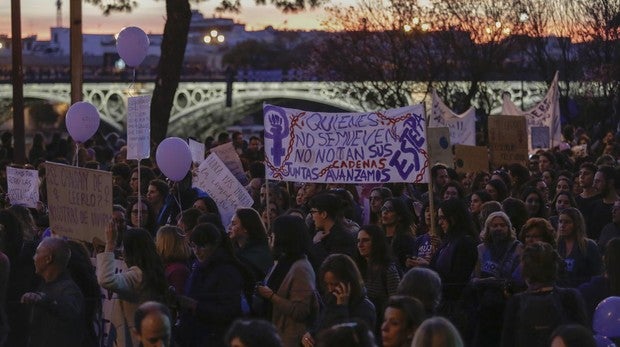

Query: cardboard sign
[[209, 142, 248, 185], [7, 167, 39, 208], [531, 126, 550, 150], [193, 154, 254, 227], [488, 116, 528, 167], [427, 127, 453, 167], [189, 138, 205, 164], [263, 104, 429, 183], [126, 95, 151, 160], [454, 145, 489, 173], [45, 162, 113, 242]]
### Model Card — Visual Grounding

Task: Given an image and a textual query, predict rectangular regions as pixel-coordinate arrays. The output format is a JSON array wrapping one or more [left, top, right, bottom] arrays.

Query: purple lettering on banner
[[264, 106, 290, 166], [390, 115, 425, 180]]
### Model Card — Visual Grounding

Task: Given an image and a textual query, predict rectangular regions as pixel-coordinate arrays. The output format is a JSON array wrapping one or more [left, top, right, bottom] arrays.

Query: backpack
[[515, 290, 568, 347]]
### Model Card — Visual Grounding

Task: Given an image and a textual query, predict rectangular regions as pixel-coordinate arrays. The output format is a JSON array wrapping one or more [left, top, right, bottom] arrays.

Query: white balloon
[[156, 137, 192, 182], [116, 26, 149, 67], [65, 102, 100, 142]]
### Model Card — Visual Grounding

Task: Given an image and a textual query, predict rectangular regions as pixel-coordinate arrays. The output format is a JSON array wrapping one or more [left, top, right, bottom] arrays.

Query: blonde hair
[[155, 225, 191, 264]]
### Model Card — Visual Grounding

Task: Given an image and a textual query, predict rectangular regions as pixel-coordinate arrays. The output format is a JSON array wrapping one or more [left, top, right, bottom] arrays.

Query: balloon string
[[137, 163, 141, 222], [74, 143, 80, 167], [174, 183, 183, 222], [127, 68, 136, 97]]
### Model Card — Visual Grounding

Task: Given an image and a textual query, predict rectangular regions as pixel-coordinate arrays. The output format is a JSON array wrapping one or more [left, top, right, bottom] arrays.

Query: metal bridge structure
[[0, 80, 601, 137]]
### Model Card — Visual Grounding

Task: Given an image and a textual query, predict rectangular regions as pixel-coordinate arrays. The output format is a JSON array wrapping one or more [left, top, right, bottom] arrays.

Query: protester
[[598, 199, 620, 252], [398, 267, 443, 317], [315, 321, 377, 347], [155, 225, 191, 296], [556, 207, 602, 287], [355, 224, 401, 338], [308, 193, 357, 267], [411, 316, 464, 347], [228, 208, 273, 280], [500, 242, 589, 347], [578, 237, 620, 317], [380, 198, 416, 270], [133, 301, 173, 347], [127, 197, 158, 237], [147, 179, 177, 227], [226, 319, 283, 347], [97, 227, 168, 347], [22, 237, 85, 347], [178, 222, 254, 347], [255, 215, 318, 347], [302, 253, 375, 347], [369, 187, 393, 227], [470, 211, 521, 346], [430, 198, 478, 329], [380, 296, 425, 347]]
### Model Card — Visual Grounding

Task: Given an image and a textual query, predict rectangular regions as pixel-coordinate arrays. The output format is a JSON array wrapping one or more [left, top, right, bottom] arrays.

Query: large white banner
[[6, 166, 39, 208], [193, 154, 254, 227], [263, 104, 429, 183], [430, 90, 476, 146], [501, 71, 562, 152]]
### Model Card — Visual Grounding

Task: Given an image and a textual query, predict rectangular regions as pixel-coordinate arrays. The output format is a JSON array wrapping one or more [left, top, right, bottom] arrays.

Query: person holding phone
[[301, 254, 375, 347]]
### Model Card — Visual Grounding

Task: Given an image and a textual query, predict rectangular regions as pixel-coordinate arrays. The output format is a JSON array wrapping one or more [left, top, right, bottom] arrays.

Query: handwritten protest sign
[[430, 91, 476, 146], [454, 145, 489, 173], [501, 72, 561, 152], [263, 104, 429, 183], [46, 162, 112, 242], [427, 127, 453, 167], [209, 142, 248, 185], [7, 167, 39, 208], [126, 95, 151, 160], [193, 154, 254, 226], [189, 138, 205, 164], [488, 116, 528, 167]]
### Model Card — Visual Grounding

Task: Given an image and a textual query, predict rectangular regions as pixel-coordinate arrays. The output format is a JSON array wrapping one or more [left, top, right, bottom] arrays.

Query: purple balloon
[[156, 137, 192, 182], [593, 296, 620, 338], [65, 102, 100, 142], [593, 335, 615, 347], [116, 26, 149, 67]]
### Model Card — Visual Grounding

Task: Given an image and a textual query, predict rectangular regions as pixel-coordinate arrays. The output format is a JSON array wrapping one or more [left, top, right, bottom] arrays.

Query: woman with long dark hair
[[430, 198, 478, 333], [97, 227, 167, 347], [255, 215, 319, 347], [229, 208, 273, 280], [355, 224, 401, 338], [301, 253, 376, 347], [556, 207, 602, 287], [381, 198, 416, 270], [126, 197, 158, 237]]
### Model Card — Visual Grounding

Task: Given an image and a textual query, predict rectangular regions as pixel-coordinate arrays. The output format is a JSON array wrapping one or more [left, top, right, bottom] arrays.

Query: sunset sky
[[0, 0, 353, 40]]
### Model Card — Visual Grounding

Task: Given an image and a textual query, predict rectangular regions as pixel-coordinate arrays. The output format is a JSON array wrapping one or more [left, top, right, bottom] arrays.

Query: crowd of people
[[0, 123, 619, 347]]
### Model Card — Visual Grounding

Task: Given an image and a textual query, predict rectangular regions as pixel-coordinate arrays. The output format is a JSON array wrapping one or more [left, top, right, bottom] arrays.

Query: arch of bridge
[[0, 80, 602, 134]]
